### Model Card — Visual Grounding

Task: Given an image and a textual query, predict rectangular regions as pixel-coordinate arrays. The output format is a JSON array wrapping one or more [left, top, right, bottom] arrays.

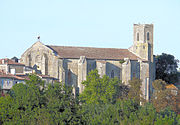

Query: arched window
[[147, 32, 150, 41], [137, 33, 139, 41], [111, 70, 114, 78]]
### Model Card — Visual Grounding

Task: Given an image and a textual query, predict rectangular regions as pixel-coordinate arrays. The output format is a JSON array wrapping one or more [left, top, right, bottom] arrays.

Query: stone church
[[20, 24, 155, 100]]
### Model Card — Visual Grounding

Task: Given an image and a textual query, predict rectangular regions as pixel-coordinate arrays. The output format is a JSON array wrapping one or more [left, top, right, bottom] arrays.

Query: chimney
[[11, 69, 16, 75], [2, 59, 4, 64]]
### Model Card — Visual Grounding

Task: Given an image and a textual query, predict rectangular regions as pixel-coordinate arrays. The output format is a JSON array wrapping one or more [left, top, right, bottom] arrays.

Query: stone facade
[[20, 24, 155, 101]]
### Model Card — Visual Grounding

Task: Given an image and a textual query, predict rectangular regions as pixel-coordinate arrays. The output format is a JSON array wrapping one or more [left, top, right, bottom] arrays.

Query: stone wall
[[63, 58, 78, 87], [21, 42, 59, 79], [139, 61, 150, 100], [0, 65, 7, 73], [78, 56, 87, 93], [96, 60, 107, 77], [106, 60, 122, 79], [20, 40, 155, 100], [87, 59, 96, 73], [122, 58, 131, 85]]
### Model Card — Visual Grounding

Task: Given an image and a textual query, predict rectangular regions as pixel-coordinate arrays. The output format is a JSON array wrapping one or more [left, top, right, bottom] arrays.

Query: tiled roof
[[16, 74, 58, 80], [166, 84, 178, 89], [47, 46, 140, 60], [0, 58, 25, 66], [16, 74, 30, 80], [0, 71, 25, 80]]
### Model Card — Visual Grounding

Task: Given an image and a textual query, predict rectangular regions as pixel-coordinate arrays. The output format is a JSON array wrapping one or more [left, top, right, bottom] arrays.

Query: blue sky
[[0, 0, 180, 66]]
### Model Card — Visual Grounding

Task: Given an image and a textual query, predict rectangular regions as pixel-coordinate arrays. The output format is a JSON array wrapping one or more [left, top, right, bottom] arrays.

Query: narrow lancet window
[[68, 69, 71, 85], [137, 33, 139, 41], [28, 54, 32, 67], [147, 32, 150, 41]]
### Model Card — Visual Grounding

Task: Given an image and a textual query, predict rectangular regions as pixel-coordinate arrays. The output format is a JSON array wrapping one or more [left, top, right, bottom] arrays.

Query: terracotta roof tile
[[16, 74, 30, 80], [16, 74, 57, 80], [47, 46, 140, 60], [166, 84, 178, 89], [0, 58, 25, 66], [0, 71, 25, 80]]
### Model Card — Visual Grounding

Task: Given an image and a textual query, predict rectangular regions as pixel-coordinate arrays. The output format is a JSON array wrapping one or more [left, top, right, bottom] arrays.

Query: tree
[[1, 73, 179, 124], [44, 83, 81, 124], [0, 74, 80, 124], [0, 74, 45, 124], [0, 86, 2, 97], [155, 108, 178, 125], [151, 79, 176, 112], [174, 90, 180, 114], [128, 77, 145, 104], [79, 99, 140, 125], [156, 53, 179, 84], [80, 69, 121, 104]]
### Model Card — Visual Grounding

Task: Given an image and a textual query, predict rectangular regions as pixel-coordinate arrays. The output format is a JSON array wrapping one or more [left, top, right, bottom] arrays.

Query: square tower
[[130, 24, 154, 62], [133, 24, 153, 45]]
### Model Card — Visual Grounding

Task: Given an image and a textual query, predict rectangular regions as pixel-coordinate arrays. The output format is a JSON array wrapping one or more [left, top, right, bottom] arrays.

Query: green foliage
[[0, 72, 179, 124], [177, 114, 180, 125], [155, 108, 177, 125], [152, 79, 176, 112], [152, 79, 167, 90], [128, 77, 144, 104], [80, 69, 121, 104], [44, 83, 81, 124], [119, 60, 125, 64], [156, 53, 179, 84], [79, 99, 139, 125], [79, 99, 179, 125], [0, 74, 80, 125]]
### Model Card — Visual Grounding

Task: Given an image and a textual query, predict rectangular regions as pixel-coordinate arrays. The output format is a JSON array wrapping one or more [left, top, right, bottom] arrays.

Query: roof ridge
[[0, 71, 25, 80], [47, 45, 127, 50]]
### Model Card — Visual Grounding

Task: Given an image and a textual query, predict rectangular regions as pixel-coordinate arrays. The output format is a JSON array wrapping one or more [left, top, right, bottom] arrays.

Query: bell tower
[[131, 24, 153, 62], [128, 24, 155, 101]]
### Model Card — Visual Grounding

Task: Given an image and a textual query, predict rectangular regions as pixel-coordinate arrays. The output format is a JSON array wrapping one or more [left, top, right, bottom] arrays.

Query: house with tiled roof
[[20, 24, 156, 100], [0, 58, 58, 94], [166, 84, 178, 95], [37, 74, 58, 85], [16, 74, 58, 86], [0, 71, 25, 94], [0, 58, 25, 75]]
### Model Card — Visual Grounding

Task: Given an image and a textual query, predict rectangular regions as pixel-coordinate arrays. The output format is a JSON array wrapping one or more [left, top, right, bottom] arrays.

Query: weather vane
[[37, 36, 40, 41]]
